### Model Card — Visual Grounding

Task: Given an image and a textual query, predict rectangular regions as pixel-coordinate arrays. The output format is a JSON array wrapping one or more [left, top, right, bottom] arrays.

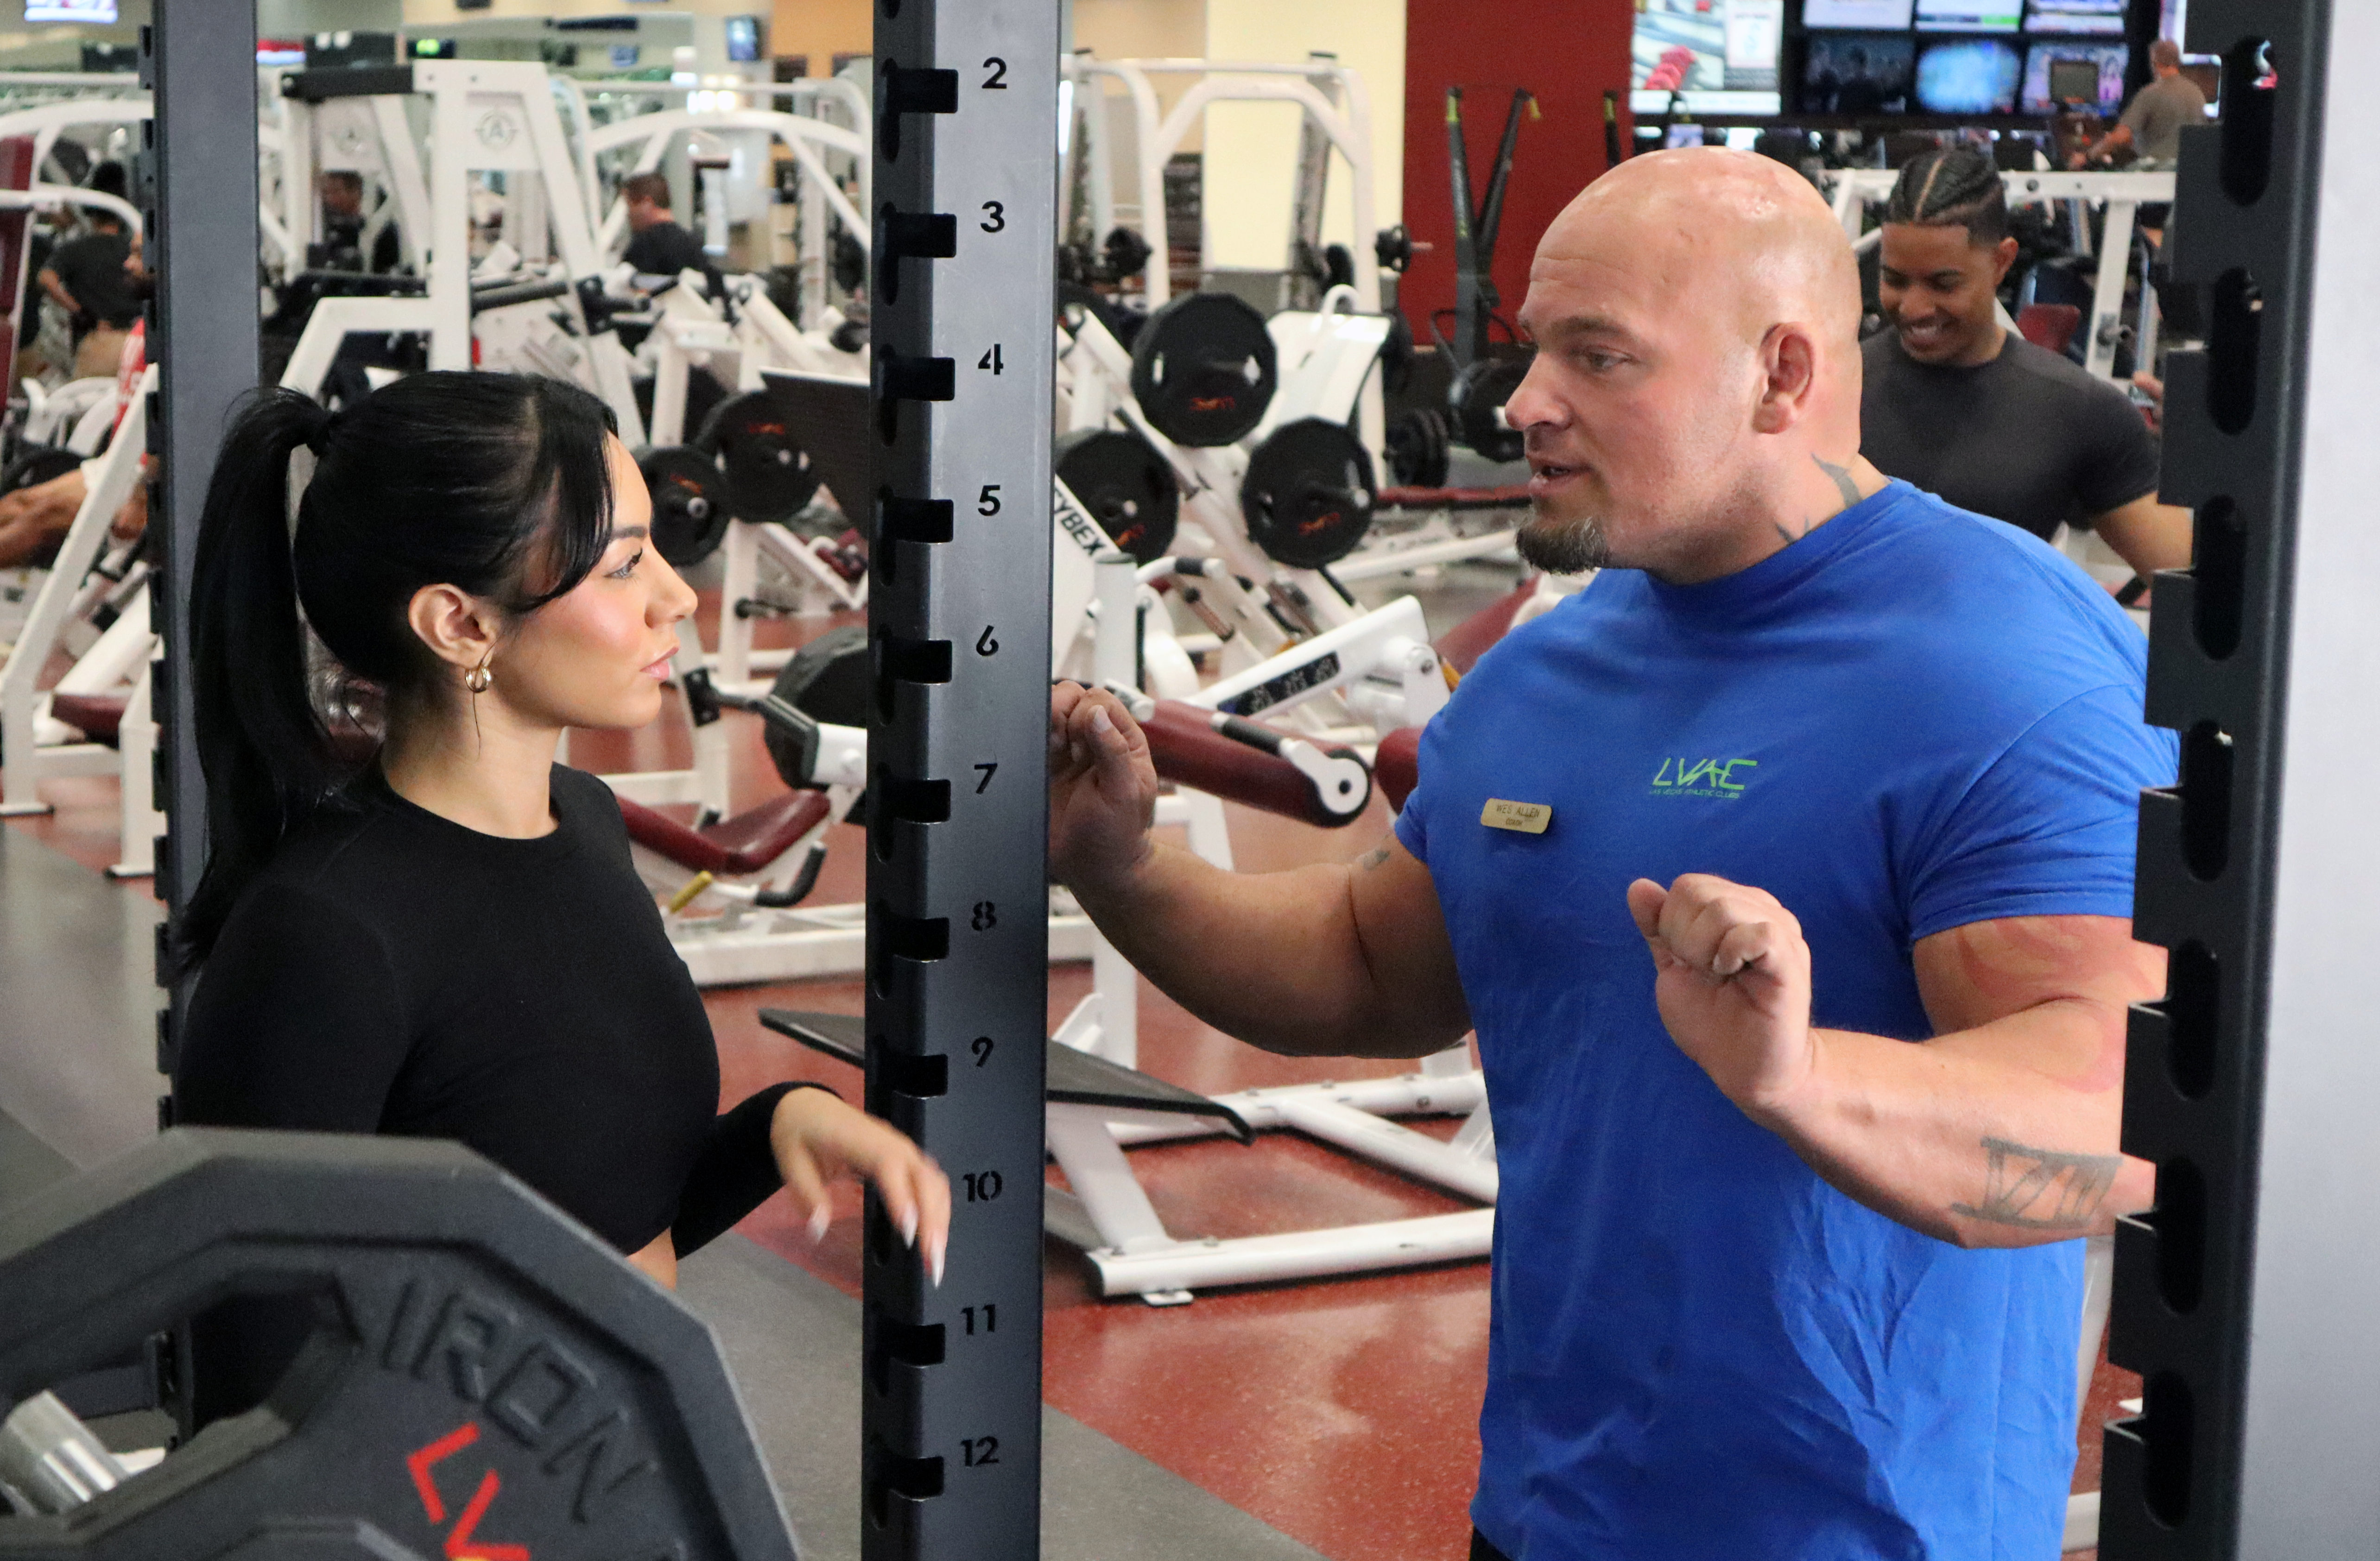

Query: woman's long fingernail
[[929, 1236, 946, 1288], [900, 1206, 919, 1248], [809, 1206, 831, 1243]]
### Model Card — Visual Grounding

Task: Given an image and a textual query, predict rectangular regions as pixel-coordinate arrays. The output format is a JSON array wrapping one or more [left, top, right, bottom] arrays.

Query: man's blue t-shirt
[[1394, 482, 2176, 1560]]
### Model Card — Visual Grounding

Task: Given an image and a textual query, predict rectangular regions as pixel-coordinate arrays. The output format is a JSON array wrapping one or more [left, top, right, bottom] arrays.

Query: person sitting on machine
[[316, 170, 402, 274], [1861, 145, 2191, 578], [2070, 40, 2209, 171], [36, 162, 142, 382], [168, 372, 948, 1421], [620, 171, 709, 283], [1047, 148, 2174, 1559]]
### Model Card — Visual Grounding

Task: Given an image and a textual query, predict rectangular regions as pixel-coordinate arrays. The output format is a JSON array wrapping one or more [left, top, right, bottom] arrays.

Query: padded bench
[[618, 790, 833, 877]]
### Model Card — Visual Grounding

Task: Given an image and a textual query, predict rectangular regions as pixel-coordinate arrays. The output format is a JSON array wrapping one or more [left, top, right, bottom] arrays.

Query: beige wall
[[768, 0, 870, 73], [1200, 0, 1402, 273]]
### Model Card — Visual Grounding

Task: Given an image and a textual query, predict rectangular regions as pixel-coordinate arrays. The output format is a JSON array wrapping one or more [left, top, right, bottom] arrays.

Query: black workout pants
[[1470, 1529, 1513, 1561]]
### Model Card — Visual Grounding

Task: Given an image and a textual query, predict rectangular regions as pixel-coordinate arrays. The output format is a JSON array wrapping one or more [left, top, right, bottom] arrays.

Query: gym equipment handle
[[1137, 700, 1371, 829]]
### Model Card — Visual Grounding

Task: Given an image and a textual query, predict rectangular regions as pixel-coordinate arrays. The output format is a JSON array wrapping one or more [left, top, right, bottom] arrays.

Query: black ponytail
[[1883, 146, 2009, 247], [176, 371, 617, 972]]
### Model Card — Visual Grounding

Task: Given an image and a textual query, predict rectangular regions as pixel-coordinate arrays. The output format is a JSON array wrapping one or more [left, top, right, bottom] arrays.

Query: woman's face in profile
[[493, 435, 699, 733]]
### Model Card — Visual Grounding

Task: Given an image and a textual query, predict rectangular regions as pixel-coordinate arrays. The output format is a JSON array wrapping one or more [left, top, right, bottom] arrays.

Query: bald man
[[1048, 149, 2175, 1559]]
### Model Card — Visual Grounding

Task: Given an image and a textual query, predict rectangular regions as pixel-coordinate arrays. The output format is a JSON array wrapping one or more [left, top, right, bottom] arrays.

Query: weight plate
[[1450, 356, 1530, 465], [757, 623, 868, 795], [1, 446, 83, 497], [1053, 428, 1178, 565], [1385, 407, 1451, 489], [0, 1129, 796, 1561], [1239, 418, 1378, 571], [1128, 292, 1277, 448], [695, 392, 819, 525], [636, 444, 731, 567]]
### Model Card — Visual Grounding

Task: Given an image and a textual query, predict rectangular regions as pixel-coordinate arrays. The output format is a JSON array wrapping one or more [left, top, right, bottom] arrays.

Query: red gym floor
[[4, 597, 2133, 1561]]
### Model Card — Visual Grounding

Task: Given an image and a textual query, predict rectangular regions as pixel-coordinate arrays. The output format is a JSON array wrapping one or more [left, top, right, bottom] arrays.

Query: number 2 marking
[[981, 57, 1008, 89]]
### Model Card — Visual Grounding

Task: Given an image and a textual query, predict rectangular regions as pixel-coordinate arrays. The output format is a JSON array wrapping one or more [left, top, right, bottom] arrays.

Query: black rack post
[[141, 4, 259, 1075], [865, 0, 1057, 1556], [2102, 1, 2380, 1555]]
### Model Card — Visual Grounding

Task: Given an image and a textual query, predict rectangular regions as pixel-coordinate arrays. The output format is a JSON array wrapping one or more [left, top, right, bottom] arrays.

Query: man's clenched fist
[[1627, 873, 1819, 1123]]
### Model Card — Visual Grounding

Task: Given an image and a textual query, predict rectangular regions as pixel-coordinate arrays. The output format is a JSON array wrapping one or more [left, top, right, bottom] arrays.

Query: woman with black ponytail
[[171, 371, 947, 1416]]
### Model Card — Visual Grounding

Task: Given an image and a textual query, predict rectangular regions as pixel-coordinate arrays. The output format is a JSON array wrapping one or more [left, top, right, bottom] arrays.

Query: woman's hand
[[770, 1087, 953, 1283]]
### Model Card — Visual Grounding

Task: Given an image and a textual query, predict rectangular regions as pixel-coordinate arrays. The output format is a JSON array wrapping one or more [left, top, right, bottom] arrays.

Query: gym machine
[[1425, 85, 1539, 472], [0, 366, 160, 879], [2090, 3, 2380, 1556]]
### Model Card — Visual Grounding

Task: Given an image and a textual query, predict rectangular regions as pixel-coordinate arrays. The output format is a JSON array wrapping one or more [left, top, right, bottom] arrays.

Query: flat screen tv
[[25, 0, 115, 20], [1914, 0, 2021, 32], [1914, 36, 2024, 113], [2021, 41, 2129, 112], [1799, 31, 1917, 115], [724, 16, 763, 64], [1802, 0, 1914, 25], [2026, 0, 2128, 34]]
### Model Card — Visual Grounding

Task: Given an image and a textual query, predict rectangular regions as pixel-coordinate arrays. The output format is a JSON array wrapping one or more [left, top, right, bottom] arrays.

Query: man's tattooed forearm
[[1950, 1136, 2121, 1230], [1775, 518, 1813, 546], [1357, 845, 1393, 871], [1813, 453, 1862, 509]]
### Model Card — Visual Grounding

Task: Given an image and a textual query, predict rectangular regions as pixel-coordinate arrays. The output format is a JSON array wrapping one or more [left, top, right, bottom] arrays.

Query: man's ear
[[405, 584, 501, 674], [1750, 323, 1819, 436], [1990, 235, 2020, 287]]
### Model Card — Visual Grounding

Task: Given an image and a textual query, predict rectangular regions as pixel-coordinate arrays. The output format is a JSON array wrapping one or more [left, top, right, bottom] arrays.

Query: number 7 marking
[[975, 762, 997, 793]]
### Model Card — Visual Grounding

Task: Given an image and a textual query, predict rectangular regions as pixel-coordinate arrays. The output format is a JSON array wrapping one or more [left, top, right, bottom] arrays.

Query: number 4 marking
[[978, 343, 1003, 374]]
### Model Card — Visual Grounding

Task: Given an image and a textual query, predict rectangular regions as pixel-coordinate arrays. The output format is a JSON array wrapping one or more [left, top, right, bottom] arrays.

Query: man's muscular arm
[[1051, 682, 1470, 1058], [1628, 873, 2159, 1248], [2092, 489, 2193, 576]]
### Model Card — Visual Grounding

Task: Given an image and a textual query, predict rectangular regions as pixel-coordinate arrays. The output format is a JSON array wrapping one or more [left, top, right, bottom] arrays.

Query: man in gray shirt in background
[[2073, 40, 2209, 167]]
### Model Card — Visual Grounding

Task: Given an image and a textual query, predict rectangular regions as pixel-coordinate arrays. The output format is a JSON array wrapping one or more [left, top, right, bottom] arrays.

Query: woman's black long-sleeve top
[[174, 764, 802, 1257]]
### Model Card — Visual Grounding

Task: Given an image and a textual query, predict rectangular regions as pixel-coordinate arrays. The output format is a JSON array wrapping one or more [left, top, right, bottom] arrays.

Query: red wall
[[1399, 0, 1635, 340]]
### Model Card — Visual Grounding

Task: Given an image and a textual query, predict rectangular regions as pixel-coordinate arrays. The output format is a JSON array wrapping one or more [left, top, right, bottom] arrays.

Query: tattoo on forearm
[[1950, 1136, 2122, 1231], [1813, 454, 1862, 510], [1357, 845, 1393, 871], [1774, 518, 1812, 546]]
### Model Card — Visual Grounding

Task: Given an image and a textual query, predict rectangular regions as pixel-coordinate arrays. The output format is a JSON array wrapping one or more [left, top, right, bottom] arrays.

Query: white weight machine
[[0, 364, 160, 877]]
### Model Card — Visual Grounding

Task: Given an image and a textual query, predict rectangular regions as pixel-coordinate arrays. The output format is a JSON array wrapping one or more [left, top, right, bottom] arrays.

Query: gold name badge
[[1481, 799, 1551, 835]]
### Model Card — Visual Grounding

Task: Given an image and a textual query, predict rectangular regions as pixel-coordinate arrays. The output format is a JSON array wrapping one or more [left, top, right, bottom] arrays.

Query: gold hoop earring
[[464, 656, 494, 694]]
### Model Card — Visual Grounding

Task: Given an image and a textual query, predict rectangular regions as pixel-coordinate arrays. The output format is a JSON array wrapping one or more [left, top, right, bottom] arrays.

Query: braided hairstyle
[[1882, 146, 2008, 247]]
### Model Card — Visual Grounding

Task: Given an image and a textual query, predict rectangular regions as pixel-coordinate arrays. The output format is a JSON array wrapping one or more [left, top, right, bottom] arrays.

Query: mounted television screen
[[2026, 0, 2127, 34], [1915, 36, 2023, 113], [1914, 0, 2022, 31], [25, 0, 114, 19], [1632, 0, 1783, 98], [1799, 31, 1917, 115], [1802, 0, 1914, 25], [724, 15, 763, 63], [2022, 41, 2129, 111]]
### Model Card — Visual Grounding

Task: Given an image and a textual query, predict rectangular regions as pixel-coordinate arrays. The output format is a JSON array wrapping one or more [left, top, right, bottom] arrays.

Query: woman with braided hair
[[1859, 144, 2192, 578]]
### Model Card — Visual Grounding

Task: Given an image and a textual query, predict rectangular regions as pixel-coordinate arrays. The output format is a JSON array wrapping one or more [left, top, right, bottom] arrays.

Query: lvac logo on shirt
[[1651, 757, 1758, 799]]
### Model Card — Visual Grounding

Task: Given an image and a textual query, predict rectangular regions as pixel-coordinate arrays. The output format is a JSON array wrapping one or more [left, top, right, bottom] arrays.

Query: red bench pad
[[49, 692, 126, 746], [619, 789, 832, 876]]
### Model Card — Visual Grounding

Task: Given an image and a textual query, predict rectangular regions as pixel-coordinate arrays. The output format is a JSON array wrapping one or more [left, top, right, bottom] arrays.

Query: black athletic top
[[1860, 330, 2162, 543], [175, 764, 804, 1257], [623, 219, 708, 279]]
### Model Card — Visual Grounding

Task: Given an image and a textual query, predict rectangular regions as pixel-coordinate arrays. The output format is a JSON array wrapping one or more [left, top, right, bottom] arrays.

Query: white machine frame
[[0, 365, 161, 877]]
